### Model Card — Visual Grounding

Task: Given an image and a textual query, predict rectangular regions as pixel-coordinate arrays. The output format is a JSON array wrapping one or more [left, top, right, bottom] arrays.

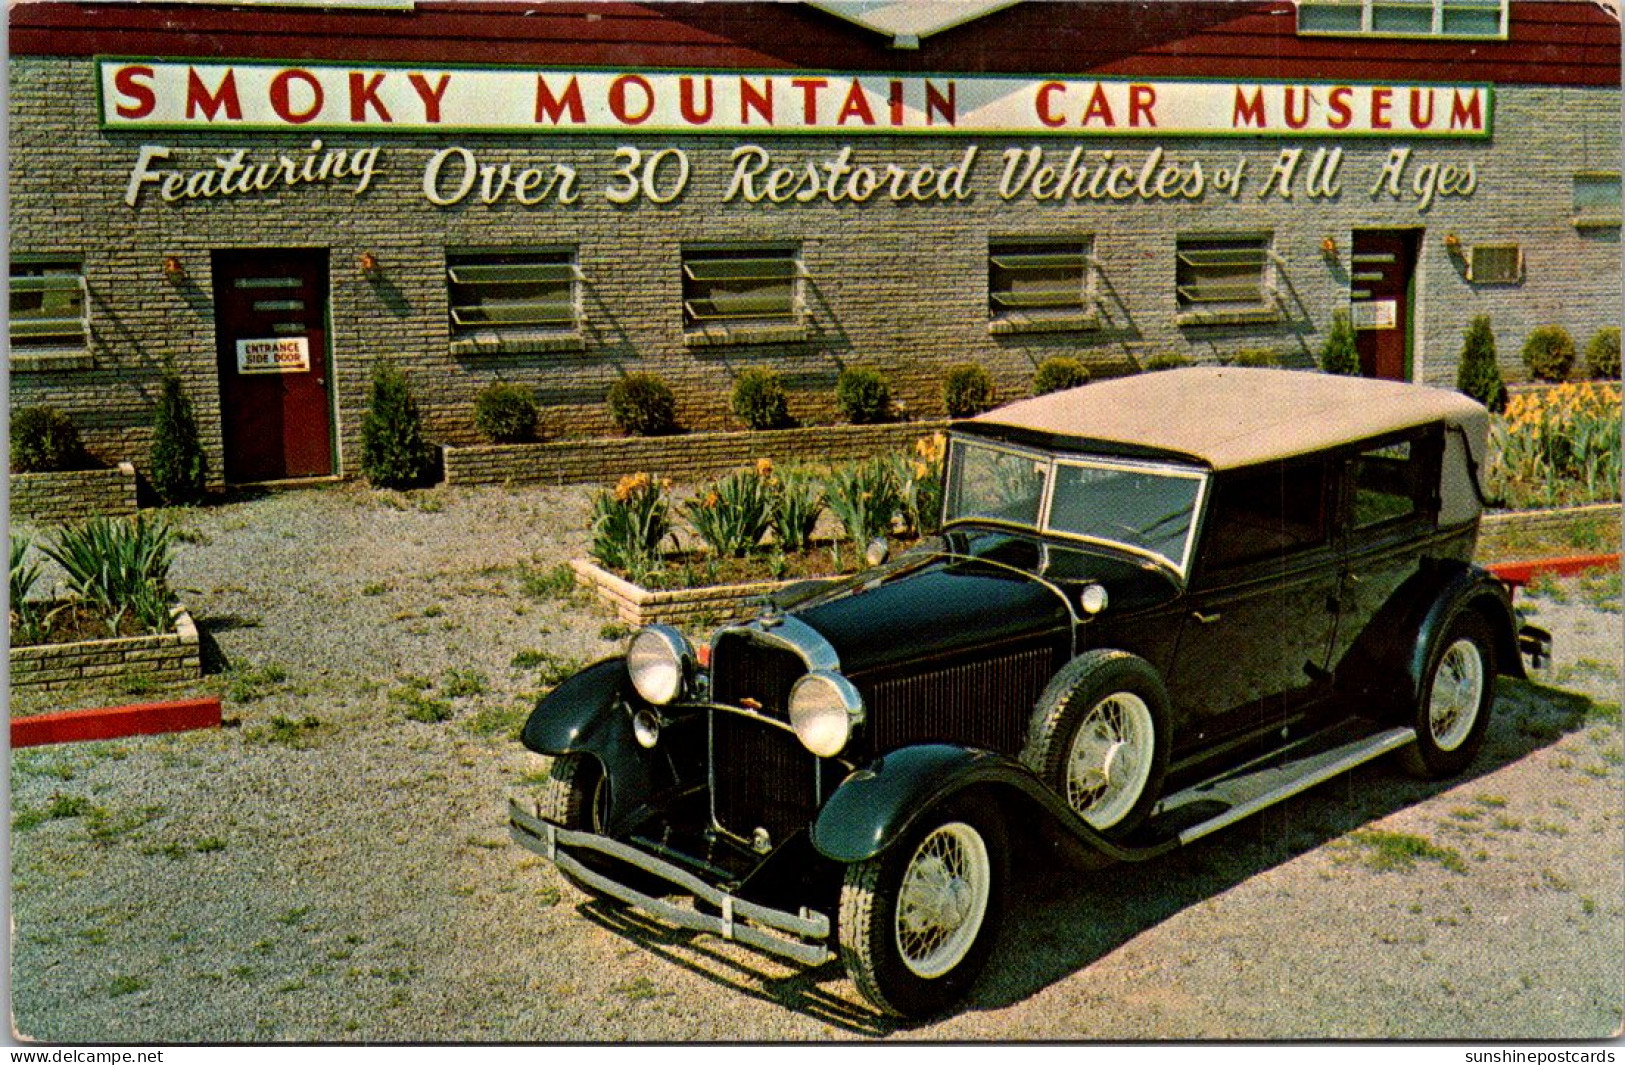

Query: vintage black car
[[509, 366, 1551, 1018]]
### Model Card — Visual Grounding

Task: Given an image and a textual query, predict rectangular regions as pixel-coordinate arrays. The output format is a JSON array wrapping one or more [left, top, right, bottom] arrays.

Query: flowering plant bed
[[9, 605, 201, 692]]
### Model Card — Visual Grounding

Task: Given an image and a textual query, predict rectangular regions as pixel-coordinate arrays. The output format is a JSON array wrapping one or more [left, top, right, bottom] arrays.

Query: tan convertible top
[[965, 367, 1490, 471]]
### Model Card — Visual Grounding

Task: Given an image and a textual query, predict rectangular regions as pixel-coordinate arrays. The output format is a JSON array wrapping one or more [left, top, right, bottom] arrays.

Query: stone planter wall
[[444, 422, 949, 487], [10, 606, 201, 692], [571, 559, 821, 626], [10, 462, 138, 524], [1479, 502, 1621, 557]]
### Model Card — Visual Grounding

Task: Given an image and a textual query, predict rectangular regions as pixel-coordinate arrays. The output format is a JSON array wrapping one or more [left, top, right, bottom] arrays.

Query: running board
[[1148, 725, 1418, 847]]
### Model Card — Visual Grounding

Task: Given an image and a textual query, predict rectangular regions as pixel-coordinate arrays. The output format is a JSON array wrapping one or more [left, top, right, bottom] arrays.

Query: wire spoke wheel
[[1065, 691, 1156, 830], [893, 822, 992, 979], [1428, 637, 1485, 752]]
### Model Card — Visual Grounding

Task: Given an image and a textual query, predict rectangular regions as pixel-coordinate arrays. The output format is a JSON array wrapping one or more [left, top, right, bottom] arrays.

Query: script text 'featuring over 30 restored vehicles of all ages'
[[508, 367, 1551, 1019]]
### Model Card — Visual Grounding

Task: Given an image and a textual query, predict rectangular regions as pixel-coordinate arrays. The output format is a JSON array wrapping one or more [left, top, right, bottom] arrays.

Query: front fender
[[1407, 565, 1524, 696], [811, 743, 1157, 866], [520, 656, 659, 829]]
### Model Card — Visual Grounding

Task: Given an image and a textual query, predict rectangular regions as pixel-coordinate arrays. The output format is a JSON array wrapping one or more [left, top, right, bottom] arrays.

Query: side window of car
[[1200, 461, 1329, 570], [1348, 431, 1440, 532]]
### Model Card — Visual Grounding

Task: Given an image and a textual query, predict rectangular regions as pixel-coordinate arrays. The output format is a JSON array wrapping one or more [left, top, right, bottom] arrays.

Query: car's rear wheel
[[838, 799, 1006, 1019], [1024, 650, 1170, 837], [1398, 612, 1497, 779]]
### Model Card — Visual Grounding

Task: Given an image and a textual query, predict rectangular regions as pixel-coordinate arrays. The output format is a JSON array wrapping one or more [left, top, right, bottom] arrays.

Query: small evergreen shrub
[[607, 373, 678, 436], [474, 382, 539, 444], [149, 369, 208, 505], [1521, 324, 1577, 382], [360, 364, 436, 489], [1033, 357, 1091, 395], [942, 363, 996, 418], [731, 368, 792, 430], [1585, 326, 1620, 380], [1456, 315, 1507, 413], [10, 406, 86, 473], [1228, 348, 1281, 368], [1141, 353, 1194, 373], [1320, 310, 1359, 376], [836, 367, 892, 425]]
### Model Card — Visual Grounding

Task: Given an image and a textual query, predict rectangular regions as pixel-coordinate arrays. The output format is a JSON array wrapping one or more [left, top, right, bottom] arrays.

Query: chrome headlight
[[788, 670, 865, 758], [626, 625, 694, 706]]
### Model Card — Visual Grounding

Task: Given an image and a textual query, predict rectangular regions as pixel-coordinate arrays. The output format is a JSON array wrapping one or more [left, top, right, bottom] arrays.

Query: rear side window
[[1349, 433, 1439, 530], [1201, 461, 1330, 569]]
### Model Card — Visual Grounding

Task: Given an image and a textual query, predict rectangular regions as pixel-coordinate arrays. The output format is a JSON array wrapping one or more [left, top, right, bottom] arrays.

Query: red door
[[1351, 231, 1420, 381], [213, 250, 334, 482]]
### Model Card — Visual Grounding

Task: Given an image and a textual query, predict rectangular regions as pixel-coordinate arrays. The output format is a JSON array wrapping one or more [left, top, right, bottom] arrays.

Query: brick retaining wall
[[443, 421, 949, 486], [9, 607, 201, 692], [9, 462, 138, 524]]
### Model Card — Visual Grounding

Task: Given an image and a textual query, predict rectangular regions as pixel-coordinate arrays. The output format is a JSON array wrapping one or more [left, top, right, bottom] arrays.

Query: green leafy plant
[[590, 472, 672, 581], [684, 463, 775, 557], [149, 368, 208, 505], [607, 373, 678, 436], [473, 381, 539, 444], [360, 364, 436, 489], [10, 534, 48, 645], [1320, 310, 1359, 376], [889, 433, 947, 536], [1140, 353, 1193, 373], [1585, 326, 1620, 380], [1522, 324, 1577, 383], [942, 363, 996, 418], [44, 516, 176, 636], [731, 368, 792, 430], [1033, 357, 1091, 395], [768, 463, 825, 553], [1457, 315, 1508, 413], [10, 406, 87, 474], [825, 457, 900, 544], [1486, 383, 1621, 508], [836, 367, 892, 425], [1228, 348, 1281, 368]]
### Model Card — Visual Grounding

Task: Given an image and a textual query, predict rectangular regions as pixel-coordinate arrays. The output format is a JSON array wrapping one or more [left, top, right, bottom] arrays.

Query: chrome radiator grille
[[709, 632, 806, 722], [866, 645, 1059, 755], [710, 713, 818, 844]]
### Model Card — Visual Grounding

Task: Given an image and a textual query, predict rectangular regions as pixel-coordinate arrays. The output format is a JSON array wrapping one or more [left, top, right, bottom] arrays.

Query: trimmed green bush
[[731, 368, 792, 430], [474, 382, 539, 444], [836, 367, 892, 424], [1228, 348, 1281, 368], [1521, 324, 1577, 382], [360, 364, 436, 489], [149, 369, 208, 505], [1320, 310, 1359, 376], [10, 406, 86, 474], [1456, 315, 1507, 413], [1033, 357, 1091, 395], [1141, 353, 1194, 373], [1585, 326, 1620, 380], [942, 363, 996, 418], [607, 372, 678, 436]]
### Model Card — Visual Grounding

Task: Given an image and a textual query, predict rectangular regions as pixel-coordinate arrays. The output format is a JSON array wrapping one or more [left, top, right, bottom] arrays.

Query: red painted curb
[[10, 697, 222, 749], [1487, 553, 1621, 587]]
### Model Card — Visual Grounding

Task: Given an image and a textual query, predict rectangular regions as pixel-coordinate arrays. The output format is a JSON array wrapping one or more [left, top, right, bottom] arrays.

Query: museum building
[[8, 0, 1621, 484]]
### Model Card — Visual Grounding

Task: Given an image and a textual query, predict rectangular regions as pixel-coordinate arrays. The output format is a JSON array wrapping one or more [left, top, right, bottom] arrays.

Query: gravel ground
[[7, 482, 1623, 1042]]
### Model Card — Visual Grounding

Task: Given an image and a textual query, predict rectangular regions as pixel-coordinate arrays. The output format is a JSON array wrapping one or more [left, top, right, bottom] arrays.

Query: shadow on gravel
[[968, 678, 1609, 1013], [563, 679, 1607, 1030]]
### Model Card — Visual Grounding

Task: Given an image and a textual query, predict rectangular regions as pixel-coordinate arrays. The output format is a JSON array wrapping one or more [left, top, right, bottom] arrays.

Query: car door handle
[[1192, 611, 1222, 624]]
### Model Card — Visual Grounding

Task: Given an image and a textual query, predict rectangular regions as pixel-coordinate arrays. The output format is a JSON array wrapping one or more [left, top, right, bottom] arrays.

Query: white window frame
[[988, 238, 1097, 328], [680, 245, 804, 330], [1466, 243, 1524, 284], [1573, 171, 1622, 229], [10, 258, 89, 352], [446, 248, 581, 338], [1297, 0, 1508, 39]]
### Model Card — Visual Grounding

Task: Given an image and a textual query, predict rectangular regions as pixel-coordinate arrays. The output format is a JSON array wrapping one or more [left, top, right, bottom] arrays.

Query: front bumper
[[507, 800, 834, 967]]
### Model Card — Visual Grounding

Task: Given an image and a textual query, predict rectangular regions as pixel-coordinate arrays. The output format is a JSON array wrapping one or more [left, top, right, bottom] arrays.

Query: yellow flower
[[703, 490, 720, 508], [613, 472, 651, 502], [755, 458, 774, 478]]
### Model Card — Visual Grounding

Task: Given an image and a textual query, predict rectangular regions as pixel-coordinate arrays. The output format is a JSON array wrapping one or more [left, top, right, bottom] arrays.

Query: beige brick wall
[[9, 462, 139, 524], [9, 608, 202, 691]]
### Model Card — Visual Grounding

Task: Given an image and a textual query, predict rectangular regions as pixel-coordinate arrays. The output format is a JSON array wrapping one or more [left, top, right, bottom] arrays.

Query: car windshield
[[945, 438, 1207, 574]]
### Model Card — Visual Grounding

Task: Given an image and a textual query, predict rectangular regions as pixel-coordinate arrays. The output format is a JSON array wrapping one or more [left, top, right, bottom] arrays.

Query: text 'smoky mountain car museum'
[[7, 0, 1621, 484]]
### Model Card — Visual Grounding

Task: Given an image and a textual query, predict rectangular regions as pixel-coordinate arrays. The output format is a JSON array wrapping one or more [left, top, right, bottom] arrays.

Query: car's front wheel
[[1398, 611, 1497, 779], [538, 754, 619, 899], [838, 799, 1006, 1019]]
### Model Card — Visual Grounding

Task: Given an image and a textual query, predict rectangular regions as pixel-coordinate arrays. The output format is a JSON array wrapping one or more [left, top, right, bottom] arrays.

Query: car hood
[[780, 535, 1180, 677]]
